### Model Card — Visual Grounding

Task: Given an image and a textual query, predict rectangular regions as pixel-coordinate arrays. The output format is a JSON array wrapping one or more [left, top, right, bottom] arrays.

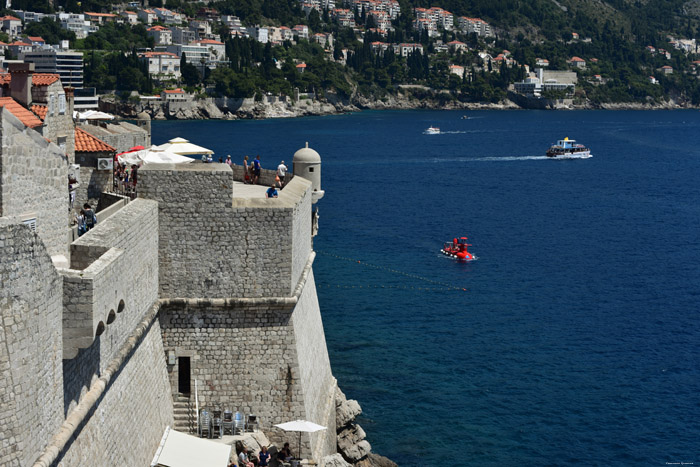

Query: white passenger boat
[[425, 126, 440, 135], [546, 137, 592, 158]]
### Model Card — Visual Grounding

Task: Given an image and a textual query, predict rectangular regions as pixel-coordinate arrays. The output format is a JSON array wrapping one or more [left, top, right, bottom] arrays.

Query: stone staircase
[[173, 394, 196, 434]]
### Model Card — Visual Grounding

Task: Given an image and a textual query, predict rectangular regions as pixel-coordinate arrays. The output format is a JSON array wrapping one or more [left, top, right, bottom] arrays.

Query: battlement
[[139, 163, 312, 299], [59, 199, 159, 361]]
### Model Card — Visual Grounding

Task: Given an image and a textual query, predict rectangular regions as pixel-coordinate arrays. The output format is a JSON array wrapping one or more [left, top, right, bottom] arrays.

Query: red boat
[[441, 237, 475, 261]]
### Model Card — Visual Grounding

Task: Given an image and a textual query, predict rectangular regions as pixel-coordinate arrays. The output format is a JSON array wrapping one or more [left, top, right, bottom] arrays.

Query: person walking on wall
[[276, 160, 287, 188], [252, 155, 262, 185], [76, 210, 87, 237], [243, 155, 250, 183], [83, 203, 97, 231]]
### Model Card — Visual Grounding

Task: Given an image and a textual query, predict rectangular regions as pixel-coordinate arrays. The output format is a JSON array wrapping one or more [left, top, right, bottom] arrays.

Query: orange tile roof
[[0, 16, 21, 21], [75, 127, 116, 153], [0, 73, 60, 86], [27, 36, 45, 42], [31, 104, 47, 121], [163, 88, 184, 94], [0, 97, 43, 128], [196, 39, 224, 44], [32, 73, 60, 86]]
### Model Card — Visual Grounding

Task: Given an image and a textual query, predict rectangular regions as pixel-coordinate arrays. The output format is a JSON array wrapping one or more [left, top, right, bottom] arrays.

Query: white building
[[170, 27, 196, 45], [457, 16, 492, 37], [247, 25, 269, 43], [513, 68, 575, 97], [139, 51, 181, 80], [58, 13, 97, 39], [148, 26, 172, 45], [193, 39, 226, 61]]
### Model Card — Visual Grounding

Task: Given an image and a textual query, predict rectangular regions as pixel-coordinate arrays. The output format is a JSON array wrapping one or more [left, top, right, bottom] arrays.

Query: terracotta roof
[[85, 12, 117, 17], [163, 88, 185, 93], [0, 73, 60, 86], [296, 63, 307, 68], [196, 39, 224, 44], [75, 127, 116, 153], [31, 104, 47, 121], [570, 56, 585, 62], [0, 97, 43, 128], [148, 25, 169, 31], [33, 73, 60, 86], [139, 51, 178, 58], [0, 16, 21, 21]]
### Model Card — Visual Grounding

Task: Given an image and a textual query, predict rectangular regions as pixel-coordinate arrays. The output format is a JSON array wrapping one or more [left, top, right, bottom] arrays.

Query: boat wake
[[472, 155, 550, 161], [440, 130, 468, 134]]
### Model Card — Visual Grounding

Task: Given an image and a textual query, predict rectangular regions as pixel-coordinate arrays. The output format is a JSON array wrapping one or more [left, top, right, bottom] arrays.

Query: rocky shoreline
[[102, 90, 698, 122]]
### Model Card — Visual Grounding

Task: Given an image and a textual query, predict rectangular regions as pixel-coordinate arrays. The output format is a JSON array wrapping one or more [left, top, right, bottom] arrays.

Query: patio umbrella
[[156, 137, 214, 155], [117, 146, 194, 165], [274, 420, 326, 460]]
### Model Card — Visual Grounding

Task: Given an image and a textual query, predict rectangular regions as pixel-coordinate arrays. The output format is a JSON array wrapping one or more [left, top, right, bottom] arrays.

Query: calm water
[[152, 110, 700, 466]]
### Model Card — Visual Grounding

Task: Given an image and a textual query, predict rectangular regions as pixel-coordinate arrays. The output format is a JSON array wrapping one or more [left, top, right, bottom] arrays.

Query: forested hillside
[[9, 0, 700, 105]]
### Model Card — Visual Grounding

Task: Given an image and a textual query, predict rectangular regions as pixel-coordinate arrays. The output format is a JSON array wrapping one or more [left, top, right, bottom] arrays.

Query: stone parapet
[[139, 164, 312, 299], [60, 199, 159, 373]]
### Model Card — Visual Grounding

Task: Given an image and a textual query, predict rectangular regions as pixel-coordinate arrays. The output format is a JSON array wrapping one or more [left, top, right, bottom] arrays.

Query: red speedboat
[[441, 237, 475, 261]]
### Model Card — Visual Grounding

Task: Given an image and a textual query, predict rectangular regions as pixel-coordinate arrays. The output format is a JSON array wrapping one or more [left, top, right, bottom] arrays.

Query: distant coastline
[[105, 92, 699, 121]]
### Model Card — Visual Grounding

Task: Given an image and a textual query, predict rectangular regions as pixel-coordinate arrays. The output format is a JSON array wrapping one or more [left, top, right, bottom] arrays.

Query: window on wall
[[59, 94, 66, 115], [49, 93, 56, 116]]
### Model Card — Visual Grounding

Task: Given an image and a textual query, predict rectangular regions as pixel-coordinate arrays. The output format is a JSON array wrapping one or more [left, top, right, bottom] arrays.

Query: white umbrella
[[156, 137, 214, 155], [118, 146, 194, 165], [75, 110, 115, 120], [274, 420, 326, 460]]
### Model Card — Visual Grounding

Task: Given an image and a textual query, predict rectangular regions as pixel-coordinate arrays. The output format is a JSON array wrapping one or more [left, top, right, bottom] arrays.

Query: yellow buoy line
[[316, 250, 467, 292]]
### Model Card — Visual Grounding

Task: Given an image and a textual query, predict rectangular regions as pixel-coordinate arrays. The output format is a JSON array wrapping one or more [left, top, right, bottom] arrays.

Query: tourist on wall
[[226, 155, 232, 165], [276, 160, 287, 187], [76, 210, 87, 236], [253, 155, 262, 184], [83, 204, 97, 231], [243, 155, 251, 183], [266, 184, 278, 198]]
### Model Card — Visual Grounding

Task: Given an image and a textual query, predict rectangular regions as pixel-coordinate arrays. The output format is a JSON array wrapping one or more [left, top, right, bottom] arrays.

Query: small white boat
[[425, 126, 440, 135]]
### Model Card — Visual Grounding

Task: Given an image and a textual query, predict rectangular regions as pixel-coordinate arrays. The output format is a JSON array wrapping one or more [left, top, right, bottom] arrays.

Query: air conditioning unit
[[97, 158, 113, 171]]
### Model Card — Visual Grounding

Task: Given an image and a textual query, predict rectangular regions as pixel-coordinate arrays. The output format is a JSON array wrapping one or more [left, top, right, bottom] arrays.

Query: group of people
[[74, 203, 97, 236], [239, 155, 288, 196], [114, 162, 139, 197], [230, 442, 293, 467]]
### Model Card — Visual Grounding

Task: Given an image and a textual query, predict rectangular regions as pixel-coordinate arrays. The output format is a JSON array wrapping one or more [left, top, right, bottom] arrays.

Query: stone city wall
[[0, 224, 64, 467], [139, 164, 312, 299], [61, 199, 159, 408], [74, 151, 113, 209], [0, 109, 69, 259], [158, 271, 336, 459], [289, 271, 337, 460], [78, 122, 149, 154], [53, 320, 173, 467]]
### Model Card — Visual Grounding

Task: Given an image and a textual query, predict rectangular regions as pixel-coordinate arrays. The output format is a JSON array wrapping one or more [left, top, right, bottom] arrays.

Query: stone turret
[[293, 142, 324, 203], [136, 111, 152, 145]]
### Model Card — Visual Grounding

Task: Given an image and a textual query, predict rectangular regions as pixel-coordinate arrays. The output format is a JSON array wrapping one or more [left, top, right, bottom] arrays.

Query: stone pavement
[[233, 180, 277, 199]]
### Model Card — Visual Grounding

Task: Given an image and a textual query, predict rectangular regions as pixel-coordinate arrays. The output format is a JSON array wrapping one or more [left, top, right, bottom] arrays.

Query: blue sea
[[152, 110, 700, 466]]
